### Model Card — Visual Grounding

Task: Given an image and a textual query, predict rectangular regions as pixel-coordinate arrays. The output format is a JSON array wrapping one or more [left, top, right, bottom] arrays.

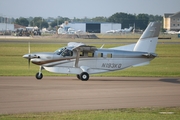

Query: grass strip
[[0, 39, 180, 77], [0, 107, 180, 120]]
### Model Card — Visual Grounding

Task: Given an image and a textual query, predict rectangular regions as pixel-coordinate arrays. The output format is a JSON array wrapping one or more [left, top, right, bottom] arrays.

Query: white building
[[0, 23, 14, 31], [58, 22, 121, 34], [164, 11, 180, 31]]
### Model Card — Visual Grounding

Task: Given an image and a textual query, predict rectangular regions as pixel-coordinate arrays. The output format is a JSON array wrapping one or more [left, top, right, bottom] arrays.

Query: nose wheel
[[36, 72, 43, 79], [36, 66, 43, 80]]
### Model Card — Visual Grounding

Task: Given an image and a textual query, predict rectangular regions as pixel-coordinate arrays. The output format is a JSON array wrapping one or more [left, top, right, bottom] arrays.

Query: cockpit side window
[[61, 49, 73, 57], [56, 48, 65, 55], [55, 47, 73, 57]]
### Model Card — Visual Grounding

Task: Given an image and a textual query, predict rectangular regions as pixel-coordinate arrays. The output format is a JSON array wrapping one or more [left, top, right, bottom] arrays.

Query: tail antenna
[[100, 44, 104, 49]]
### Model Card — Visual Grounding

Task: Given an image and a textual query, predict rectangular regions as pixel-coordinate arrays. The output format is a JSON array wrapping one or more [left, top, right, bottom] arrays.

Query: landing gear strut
[[36, 66, 43, 80], [77, 72, 89, 81]]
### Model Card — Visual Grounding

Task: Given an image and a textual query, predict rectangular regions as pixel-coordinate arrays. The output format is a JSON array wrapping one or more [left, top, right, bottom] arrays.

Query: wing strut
[[74, 49, 80, 67]]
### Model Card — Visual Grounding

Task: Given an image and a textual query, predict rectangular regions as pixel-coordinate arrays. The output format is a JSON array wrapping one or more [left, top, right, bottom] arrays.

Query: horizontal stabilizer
[[133, 61, 150, 67], [142, 53, 157, 58]]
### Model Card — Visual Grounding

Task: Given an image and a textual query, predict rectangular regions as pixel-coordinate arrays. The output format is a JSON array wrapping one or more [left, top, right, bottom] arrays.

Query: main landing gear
[[77, 72, 89, 81], [35, 66, 90, 81], [36, 66, 43, 80]]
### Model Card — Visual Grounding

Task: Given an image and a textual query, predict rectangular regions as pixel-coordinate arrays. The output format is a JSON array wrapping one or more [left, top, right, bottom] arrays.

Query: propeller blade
[[28, 56, 30, 69], [28, 42, 30, 54], [28, 42, 31, 69]]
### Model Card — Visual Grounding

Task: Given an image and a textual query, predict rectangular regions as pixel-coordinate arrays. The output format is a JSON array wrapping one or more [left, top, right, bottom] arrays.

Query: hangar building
[[0, 23, 14, 31], [60, 22, 121, 34]]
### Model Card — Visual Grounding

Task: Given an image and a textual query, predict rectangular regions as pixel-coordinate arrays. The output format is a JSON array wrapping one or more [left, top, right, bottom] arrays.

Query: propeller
[[28, 42, 31, 69]]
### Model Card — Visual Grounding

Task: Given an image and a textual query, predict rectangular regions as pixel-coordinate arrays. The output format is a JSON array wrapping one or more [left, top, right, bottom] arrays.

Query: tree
[[41, 21, 49, 28], [27, 17, 34, 22], [107, 12, 136, 28], [15, 17, 29, 26], [136, 14, 149, 30], [107, 12, 154, 30], [91, 16, 107, 22], [30, 17, 49, 28], [50, 17, 70, 28]]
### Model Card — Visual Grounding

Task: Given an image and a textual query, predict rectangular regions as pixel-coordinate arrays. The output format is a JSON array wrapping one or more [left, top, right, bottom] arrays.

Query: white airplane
[[106, 30, 116, 33], [164, 30, 180, 34], [23, 22, 161, 81], [119, 26, 133, 33], [106, 26, 133, 33]]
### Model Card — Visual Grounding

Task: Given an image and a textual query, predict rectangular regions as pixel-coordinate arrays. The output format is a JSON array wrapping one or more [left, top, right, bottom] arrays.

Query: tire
[[80, 72, 89, 81], [76, 74, 81, 80], [36, 72, 43, 80]]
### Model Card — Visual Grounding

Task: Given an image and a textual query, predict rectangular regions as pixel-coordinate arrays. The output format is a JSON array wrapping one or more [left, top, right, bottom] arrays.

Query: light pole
[[0, 13, 2, 23]]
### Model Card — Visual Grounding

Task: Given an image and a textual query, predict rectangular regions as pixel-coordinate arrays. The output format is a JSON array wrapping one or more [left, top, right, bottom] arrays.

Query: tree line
[[7, 12, 163, 30], [107, 12, 162, 29]]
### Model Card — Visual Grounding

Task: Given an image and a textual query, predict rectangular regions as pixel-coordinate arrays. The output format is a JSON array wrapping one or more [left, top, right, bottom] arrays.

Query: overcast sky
[[0, 0, 180, 18]]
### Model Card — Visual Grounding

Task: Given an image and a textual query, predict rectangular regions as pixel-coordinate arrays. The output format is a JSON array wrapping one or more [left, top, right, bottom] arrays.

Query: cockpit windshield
[[54, 47, 73, 57], [55, 47, 65, 55]]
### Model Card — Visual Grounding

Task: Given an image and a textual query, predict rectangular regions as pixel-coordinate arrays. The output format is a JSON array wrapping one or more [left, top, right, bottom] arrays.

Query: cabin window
[[61, 49, 73, 57], [98, 53, 103, 57], [80, 52, 84, 56], [88, 52, 94, 57], [107, 53, 112, 58]]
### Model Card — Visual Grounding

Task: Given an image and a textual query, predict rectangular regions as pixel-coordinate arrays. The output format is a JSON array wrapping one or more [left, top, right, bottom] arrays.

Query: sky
[[0, 0, 180, 19]]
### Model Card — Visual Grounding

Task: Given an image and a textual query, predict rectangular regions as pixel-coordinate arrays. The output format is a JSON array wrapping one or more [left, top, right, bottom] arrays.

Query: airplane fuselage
[[24, 49, 155, 75]]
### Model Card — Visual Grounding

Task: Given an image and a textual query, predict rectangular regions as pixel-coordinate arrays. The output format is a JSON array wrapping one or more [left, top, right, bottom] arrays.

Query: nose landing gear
[[36, 66, 44, 80], [36, 72, 43, 79]]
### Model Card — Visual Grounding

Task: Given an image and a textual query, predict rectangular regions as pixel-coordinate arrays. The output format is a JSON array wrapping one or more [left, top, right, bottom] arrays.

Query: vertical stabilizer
[[133, 22, 161, 53]]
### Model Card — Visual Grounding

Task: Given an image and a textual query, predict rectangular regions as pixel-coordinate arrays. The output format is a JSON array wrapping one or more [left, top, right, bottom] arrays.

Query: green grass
[[0, 39, 180, 77], [0, 38, 180, 119], [0, 107, 180, 120]]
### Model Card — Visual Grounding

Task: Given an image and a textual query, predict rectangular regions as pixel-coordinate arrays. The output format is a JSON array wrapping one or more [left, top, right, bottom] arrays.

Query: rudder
[[133, 22, 161, 53]]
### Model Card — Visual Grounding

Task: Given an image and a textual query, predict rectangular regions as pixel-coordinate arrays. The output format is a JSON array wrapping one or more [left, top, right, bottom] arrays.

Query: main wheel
[[80, 72, 89, 81], [76, 74, 81, 80], [36, 72, 43, 80]]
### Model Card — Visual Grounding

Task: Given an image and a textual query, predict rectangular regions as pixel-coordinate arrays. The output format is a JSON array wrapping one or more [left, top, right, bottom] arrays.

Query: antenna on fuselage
[[100, 44, 104, 49]]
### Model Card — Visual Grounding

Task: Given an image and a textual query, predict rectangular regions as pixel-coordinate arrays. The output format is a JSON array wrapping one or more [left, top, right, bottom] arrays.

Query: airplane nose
[[23, 54, 30, 59]]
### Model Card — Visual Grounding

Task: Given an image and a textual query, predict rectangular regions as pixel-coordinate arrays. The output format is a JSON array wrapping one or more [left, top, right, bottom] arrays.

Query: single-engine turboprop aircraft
[[23, 22, 161, 81]]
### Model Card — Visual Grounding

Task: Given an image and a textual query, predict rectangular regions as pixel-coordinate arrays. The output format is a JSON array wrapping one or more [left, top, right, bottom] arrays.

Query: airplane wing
[[67, 42, 97, 67], [67, 42, 97, 52]]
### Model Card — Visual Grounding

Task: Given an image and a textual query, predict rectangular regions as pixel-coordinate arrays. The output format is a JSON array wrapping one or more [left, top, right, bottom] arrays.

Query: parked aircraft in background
[[164, 30, 180, 34], [106, 30, 116, 33], [23, 22, 161, 81], [106, 26, 133, 33]]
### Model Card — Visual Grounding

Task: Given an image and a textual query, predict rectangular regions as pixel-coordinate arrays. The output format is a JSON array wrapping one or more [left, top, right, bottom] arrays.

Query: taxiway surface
[[0, 77, 180, 114]]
